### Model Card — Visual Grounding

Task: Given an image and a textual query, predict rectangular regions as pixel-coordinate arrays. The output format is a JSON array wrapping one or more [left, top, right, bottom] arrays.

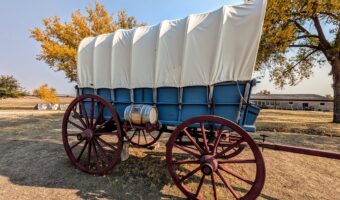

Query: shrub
[[33, 84, 59, 104], [0, 75, 28, 98]]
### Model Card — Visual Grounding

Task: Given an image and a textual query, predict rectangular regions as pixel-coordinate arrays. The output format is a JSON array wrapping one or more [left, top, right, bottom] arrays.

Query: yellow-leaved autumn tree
[[30, 1, 144, 82], [257, 0, 340, 123], [33, 84, 59, 104]]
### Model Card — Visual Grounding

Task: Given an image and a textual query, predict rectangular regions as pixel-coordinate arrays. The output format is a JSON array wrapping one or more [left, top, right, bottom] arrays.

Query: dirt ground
[[0, 110, 340, 200]]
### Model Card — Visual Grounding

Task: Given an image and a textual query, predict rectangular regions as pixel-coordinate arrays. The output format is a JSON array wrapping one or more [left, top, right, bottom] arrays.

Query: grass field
[[256, 109, 340, 137], [0, 110, 339, 200], [0, 96, 74, 110]]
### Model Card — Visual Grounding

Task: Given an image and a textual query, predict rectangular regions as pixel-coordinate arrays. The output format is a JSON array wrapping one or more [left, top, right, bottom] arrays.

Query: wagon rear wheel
[[62, 94, 123, 175], [166, 115, 265, 200], [125, 129, 162, 147]]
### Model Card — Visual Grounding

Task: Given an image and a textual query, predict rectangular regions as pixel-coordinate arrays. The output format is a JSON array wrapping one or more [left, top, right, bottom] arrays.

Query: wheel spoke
[[148, 132, 156, 139], [70, 139, 84, 150], [195, 175, 205, 197], [213, 125, 224, 154], [67, 132, 83, 137], [93, 139, 110, 163], [72, 107, 87, 128], [218, 165, 254, 185], [79, 101, 90, 127], [175, 143, 199, 151], [68, 120, 85, 131], [138, 130, 141, 144], [216, 170, 239, 199], [215, 139, 244, 158], [200, 123, 209, 153], [96, 136, 117, 151], [211, 173, 218, 200], [92, 140, 100, 170], [90, 99, 95, 128], [183, 128, 205, 155], [218, 159, 256, 164], [76, 140, 88, 161], [129, 130, 138, 140], [87, 141, 92, 168], [173, 143, 201, 159], [142, 130, 148, 143], [179, 166, 200, 182], [93, 104, 104, 128], [173, 159, 200, 165]]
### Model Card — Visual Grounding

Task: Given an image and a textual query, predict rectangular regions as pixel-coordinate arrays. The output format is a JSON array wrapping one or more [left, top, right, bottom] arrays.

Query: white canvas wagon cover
[[77, 0, 267, 89]]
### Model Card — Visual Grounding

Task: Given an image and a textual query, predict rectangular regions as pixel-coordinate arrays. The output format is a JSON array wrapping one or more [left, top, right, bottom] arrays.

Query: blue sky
[[0, 0, 333, 96]]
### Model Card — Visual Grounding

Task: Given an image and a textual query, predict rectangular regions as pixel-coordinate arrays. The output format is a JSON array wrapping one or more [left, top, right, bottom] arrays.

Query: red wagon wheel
[[125, 129, 162, 147], [62, 94, 123, 175], [166, 115, 265, 200]]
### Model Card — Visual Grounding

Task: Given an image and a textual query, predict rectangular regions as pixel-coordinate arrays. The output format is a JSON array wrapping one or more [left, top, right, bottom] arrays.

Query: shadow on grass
[[0, 137, 185, 199], [0, 137, 280, 200]]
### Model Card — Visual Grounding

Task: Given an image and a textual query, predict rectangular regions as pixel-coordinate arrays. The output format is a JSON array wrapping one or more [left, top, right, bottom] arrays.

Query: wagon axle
[[200, 155, 218, 175], [82, 129, 94, 140]]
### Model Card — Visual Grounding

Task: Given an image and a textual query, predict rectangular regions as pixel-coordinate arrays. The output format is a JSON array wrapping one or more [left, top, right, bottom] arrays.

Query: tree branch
[[282, 49, 319, 75], [311, 15, 331, 50], [296, 35, 319, 40], [293, 21, 312, 35], [289, 44, 321, 50]]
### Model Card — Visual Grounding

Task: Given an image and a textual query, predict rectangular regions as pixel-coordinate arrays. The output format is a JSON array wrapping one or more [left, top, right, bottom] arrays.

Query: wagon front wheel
[[166, 115, 265, 200], [62, 94, 123, 175]]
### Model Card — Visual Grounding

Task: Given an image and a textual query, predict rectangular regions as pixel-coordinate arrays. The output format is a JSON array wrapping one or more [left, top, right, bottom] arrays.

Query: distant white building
[[251, 94, 333, 112]]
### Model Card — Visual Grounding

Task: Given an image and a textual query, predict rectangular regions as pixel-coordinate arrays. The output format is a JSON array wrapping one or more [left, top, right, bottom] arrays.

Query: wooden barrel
[[124, 104, 158, 125]]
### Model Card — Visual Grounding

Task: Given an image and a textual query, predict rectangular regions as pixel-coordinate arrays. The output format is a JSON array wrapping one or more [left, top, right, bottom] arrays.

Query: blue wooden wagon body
[[79, 79, 260, 132]]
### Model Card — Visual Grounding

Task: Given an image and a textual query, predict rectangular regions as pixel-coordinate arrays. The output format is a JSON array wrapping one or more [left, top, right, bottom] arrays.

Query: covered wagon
[[61, 0, 340, 199]]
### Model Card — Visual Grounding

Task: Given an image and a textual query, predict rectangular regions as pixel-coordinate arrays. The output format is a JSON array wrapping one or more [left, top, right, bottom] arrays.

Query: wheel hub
[[83, 129, 94, 140], [200, 155, 218, 175]]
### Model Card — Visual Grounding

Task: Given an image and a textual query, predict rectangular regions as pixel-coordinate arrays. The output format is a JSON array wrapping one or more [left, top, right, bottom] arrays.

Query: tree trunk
[[332, 57, 340, 123]]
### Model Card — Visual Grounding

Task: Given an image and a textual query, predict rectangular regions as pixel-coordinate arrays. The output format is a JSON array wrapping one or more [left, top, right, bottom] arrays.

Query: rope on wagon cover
[[236, 81, 246, 123]]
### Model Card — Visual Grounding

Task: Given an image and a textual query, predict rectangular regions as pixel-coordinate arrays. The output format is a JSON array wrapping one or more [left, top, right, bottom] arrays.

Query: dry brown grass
[[0, 111, 340, 199], [256, 109, 340, 137], [0, 96, 74, 110]]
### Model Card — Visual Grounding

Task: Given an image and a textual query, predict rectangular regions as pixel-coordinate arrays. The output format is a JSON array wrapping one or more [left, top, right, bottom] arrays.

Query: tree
[[257, 0, 340, 122], [33, 84, 59, 104], [325, 94, 334, 100], [257, 89, 271, 95], [30, 2, 144, 82], [0, 75, 28, 98]]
